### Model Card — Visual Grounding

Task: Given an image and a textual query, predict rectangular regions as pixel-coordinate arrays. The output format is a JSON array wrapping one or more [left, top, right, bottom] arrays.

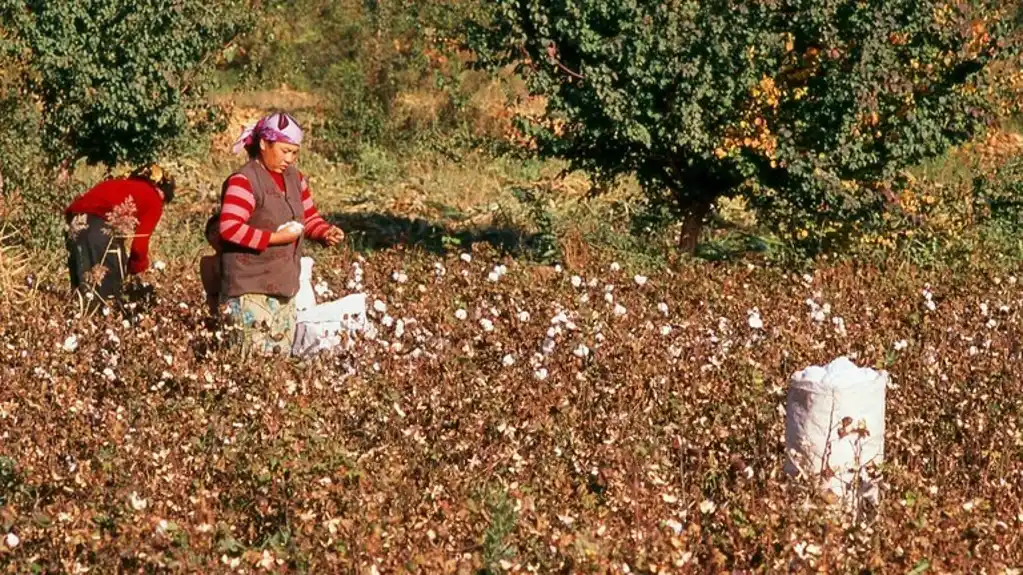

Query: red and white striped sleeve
[[219, 174, 271, 251], [300, 174, 331, 240]]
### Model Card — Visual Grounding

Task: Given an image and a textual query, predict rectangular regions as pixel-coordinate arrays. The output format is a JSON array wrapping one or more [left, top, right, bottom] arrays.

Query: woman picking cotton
[[64, 164, 175, 313], [216, 111, 344, 356]]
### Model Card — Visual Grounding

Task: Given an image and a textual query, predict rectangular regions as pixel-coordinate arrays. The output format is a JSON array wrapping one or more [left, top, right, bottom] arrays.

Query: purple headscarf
[[231, 112, 304, 155]]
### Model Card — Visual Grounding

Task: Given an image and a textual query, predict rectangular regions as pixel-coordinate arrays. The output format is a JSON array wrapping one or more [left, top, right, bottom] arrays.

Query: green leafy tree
[[0, 0, 250, 171], [471, 0, 1022, 253]]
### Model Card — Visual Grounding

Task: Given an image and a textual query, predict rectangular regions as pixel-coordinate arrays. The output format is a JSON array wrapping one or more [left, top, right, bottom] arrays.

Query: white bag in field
[[290, 256, 369, 357], [295, 256, 318, 312], [784, 356, 888, 505], [298, 293, 368, 334]]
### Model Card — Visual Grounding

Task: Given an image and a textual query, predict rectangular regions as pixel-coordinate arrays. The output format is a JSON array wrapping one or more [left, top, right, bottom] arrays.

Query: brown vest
[[219, 160, 304, 299]]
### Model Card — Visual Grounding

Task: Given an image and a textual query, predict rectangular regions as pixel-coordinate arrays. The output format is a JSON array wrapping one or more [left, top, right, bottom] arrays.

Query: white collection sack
[[784, 356, 888, 505], [292, 257, 368, 356]]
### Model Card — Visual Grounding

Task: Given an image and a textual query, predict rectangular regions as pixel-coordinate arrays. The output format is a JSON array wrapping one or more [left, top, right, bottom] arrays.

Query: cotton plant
[[922, 286, 936, 312], [832, 316, 847, 337], [488, 264, 508, 283], [806, 298, 830, 323]]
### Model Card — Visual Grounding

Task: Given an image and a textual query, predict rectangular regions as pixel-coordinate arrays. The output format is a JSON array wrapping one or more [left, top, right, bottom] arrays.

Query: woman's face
[[259, 140, 300, 173]]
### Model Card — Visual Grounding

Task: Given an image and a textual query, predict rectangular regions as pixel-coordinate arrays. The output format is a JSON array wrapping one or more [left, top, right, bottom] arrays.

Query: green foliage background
[[470, 0, 1023, 253], [0, 0, 1022, 263]]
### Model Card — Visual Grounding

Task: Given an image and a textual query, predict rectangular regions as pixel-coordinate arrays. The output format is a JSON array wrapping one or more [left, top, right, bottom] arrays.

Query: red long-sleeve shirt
[[218, 170, 330, 250], [65, 178, 163, 275]]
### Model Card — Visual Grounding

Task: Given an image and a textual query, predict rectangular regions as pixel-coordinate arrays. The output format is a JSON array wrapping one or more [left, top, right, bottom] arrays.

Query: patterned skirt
[[221, 293, 297, 358]]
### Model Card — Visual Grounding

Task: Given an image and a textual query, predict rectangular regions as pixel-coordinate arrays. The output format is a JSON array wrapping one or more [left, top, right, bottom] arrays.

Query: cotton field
[[1, 246, 1022, 573]]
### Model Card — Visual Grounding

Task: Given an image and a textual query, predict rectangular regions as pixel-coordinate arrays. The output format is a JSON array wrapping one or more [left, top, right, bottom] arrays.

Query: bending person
[[216, 111, 344, 356], [64, 164, 175, 312]]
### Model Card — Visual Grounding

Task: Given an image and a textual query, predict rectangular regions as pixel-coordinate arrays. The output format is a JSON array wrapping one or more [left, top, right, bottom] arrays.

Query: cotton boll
[[571, 276, 583, 288], [657, 302, 669, 316], [542, 338, 557, 355], [517, 311, 530, 322], [610, 262, 620, 272], [613, 304, 627, 317], [480, 318, 495, 332], [460, 253, 472, 263], [747, 309, 764, 330], [373, 300, 387, 313], [634, 275, 648, 286], [534, 368, 549, 381], [573, 344, 590, 358], [660, 325, 672, 336], [62, 335, 79, 353], [129, 492, 147, 511], [832, 316, 847, 336], [455, 309, 467, 321], [502, 354, 515, 367], [488, 271, 500, 282], [604, 293, 614, 304]]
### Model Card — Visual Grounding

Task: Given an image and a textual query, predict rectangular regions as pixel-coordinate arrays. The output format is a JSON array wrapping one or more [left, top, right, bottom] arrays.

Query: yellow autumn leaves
[[714, 75, 781, 165]]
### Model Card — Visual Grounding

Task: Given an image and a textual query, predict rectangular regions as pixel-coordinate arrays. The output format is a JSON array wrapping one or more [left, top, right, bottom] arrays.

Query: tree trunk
[[679, 196, 714, 254]]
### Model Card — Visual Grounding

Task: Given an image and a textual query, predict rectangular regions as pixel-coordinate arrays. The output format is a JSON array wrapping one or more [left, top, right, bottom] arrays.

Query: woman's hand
[[323, 226, 345, 247], [269, 227, 302, 246]]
